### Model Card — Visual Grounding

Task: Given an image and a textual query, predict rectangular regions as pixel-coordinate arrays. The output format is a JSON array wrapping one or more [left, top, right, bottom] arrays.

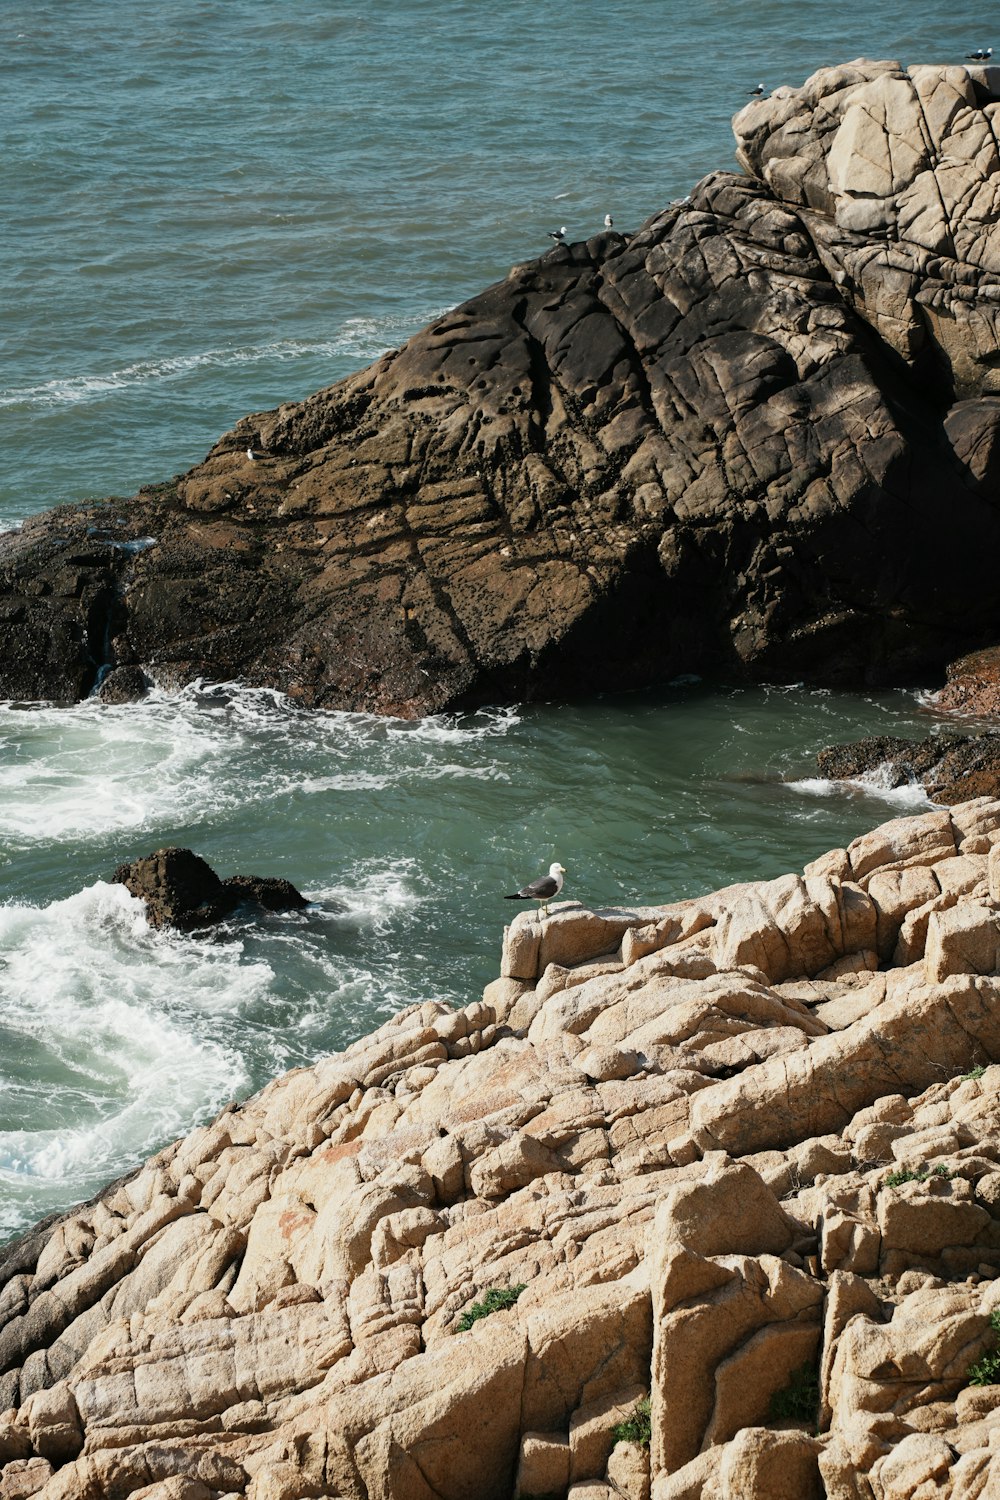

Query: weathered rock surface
[[934, 647, 1000, 720], [816, 732, 1000, 804], [112, 848, 308, 930], [8, 799, 1000, 1495], [7, 59, 1000, 711]]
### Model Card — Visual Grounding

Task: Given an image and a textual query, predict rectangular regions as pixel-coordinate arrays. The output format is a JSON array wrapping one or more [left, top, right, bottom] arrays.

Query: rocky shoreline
[[7, 58, 1000, 713], [8, 48, 1000, 1500], [5, 799, 1000, 1496]]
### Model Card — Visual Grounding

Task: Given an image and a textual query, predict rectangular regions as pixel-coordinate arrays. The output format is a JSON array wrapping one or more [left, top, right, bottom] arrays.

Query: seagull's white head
[[549, 862, 566, 877]]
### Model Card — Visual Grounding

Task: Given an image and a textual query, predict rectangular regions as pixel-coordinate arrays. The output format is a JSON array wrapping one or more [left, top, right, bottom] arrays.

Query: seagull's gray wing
[[506, 874, 559, 900]]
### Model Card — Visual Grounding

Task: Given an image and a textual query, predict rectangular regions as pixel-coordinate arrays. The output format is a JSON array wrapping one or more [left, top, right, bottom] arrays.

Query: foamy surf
[[0, 311, 445, 412], [310, 859, 425, 932], [0, 882, 255, 1231], [0, 684, 515, 846], [784, 775, 934, 810]]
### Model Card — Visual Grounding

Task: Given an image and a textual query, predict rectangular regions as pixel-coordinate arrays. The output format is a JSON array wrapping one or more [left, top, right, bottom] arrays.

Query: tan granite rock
[[7, 801, 1000, 1497], [514, 1431, 571, 1497], [607, 1439, 650, 1500]]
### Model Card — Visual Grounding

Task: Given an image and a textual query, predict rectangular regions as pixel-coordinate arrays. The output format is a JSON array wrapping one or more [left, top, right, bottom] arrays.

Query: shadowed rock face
[[6, 58, 1000, 713]]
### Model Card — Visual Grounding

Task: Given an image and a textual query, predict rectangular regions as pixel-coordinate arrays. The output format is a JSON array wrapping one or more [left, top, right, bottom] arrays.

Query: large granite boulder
[[6, 59, 1000, 713]]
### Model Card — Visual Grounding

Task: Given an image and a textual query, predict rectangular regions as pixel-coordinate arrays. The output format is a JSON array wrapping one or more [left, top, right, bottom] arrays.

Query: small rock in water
[[112, 847, 308, 930], [933, 645, 1000, 719]]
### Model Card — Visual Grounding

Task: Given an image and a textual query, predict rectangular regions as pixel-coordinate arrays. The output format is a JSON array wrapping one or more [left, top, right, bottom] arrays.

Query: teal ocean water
[[0, 0, 992, 1239]]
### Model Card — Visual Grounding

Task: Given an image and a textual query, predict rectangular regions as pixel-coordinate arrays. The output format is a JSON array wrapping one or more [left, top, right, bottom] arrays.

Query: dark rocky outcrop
[[817, 731, 1000, 803], [112, 847, 308, 930], [6, 60, 1000, 714]]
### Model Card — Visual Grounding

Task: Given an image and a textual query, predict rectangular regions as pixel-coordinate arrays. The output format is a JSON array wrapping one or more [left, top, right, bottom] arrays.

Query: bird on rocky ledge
[[966, 46, 993, 60], [245, 446, 267, 461], [549, 226, 567, 244], [604, 213, 613, 229], [505, 862, 566, 916], [748, 82, 767, 97]]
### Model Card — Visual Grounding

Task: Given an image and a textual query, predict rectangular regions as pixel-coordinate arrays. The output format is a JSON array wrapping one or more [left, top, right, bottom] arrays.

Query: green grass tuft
[[884, 1163, 952, 1187], [455, 1284, 526, 1332], [769, 1362, 820, 1424], [968, 1309, 1000, 1386], [960, 1065, 988, 1082], [611, 1396, 651, 1447]]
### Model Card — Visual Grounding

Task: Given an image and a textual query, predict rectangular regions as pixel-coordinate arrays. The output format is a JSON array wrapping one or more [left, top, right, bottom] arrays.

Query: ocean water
[[0, 0, 992, 1239]]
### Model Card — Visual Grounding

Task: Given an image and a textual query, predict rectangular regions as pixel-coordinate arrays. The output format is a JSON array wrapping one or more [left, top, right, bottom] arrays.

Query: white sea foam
[[387, 705, 522, 742], [310, 859, 424, 931], [0, 693, 262, 841], [0, 683, 519, 845], [785, 775, 934, 809], [0, 311, 445, 412], [0, 883, 256, 1197]]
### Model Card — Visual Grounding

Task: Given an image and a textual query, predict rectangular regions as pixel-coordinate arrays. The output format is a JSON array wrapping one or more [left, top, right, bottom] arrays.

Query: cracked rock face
[[6, 798, 1000, 1496], [6, 58, 1000, 712]]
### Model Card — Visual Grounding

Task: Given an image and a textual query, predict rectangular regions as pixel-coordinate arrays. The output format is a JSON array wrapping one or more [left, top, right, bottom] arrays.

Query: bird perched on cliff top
[[748, 82, 767, 97], [966, 46, 993, 60], [549, 226, 567, 244], [505, 862, 566, 916], [604, 213, 613, 229]]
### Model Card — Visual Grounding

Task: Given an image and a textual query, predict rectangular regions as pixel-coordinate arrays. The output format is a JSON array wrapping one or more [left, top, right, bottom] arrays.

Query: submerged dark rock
[[221, 874, 311, 914], [112, 848, 308, 930], [6, 60, 1000, 713]]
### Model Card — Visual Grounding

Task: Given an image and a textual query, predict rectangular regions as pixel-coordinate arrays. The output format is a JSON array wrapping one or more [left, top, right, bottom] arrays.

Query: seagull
[[549, 226, 567, 244], [245, 446, 267, 461], [966, 46, 993, 60], [748, 83, 767, 97], [604, 213, 614, 229], [505, 862, 566, 916]]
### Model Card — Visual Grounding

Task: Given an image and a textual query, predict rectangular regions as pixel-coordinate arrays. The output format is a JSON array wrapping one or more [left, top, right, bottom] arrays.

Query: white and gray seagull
[[604, 213, 614, 229], [748, 82, 767, 97], [549, 225, 567, 244], [966, 46, 993, 60], [505, 862, 566, 915]]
